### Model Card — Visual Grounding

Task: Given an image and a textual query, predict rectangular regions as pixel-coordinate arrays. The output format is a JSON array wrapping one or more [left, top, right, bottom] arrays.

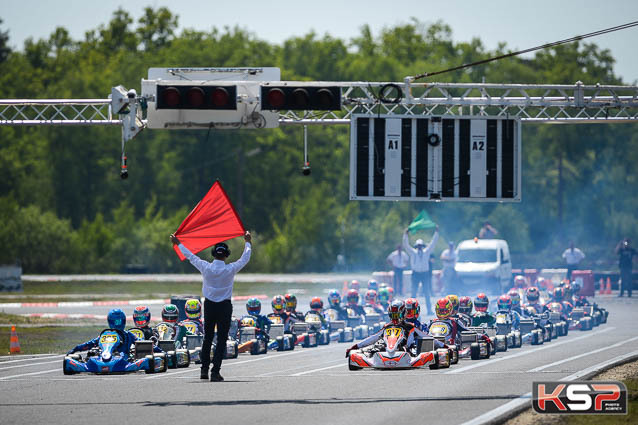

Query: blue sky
[[3, 0, 638, 83]]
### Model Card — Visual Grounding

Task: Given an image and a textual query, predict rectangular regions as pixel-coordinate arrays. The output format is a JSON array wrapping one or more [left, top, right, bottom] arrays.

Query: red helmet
[[309, 297, 323, 312], [514, 275, 527, 288], [386, 286, 394, 301], [350, 280, 360, 291], [459, 296, 473, 314], [364, 289, 377, 305], [284, 293, 297, 312], [497, 295, 512, 311], [272, 295, 285, 313], [553, 287, 565, 302], [405, 298, 420, 319], [526, 286, 540, 303], [435, 298, 454, 319], [387, 299, 406, 324], [507, 289, 521, 307], [474, 293, 489, 312], [346, 289, 360, 306]]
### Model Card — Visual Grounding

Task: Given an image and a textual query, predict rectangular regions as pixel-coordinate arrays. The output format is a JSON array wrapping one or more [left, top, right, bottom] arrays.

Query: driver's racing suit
[[495, 309, 521, 330], [127, 326, 163, 353], [239, 314, 272, 341], [68, 330, 139, 357], [174, 319, 204, 348]]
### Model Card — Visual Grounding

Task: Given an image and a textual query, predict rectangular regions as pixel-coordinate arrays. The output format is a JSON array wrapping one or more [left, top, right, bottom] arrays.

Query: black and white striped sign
[[349, 115, 521, 202]]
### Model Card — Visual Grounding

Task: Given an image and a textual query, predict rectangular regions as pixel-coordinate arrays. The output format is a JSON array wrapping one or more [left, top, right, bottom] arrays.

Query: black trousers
[[392, 267, 405, 296], [411, 271, 432, 313], [201, 298, 233, 372], [620, 268, 633, 297]]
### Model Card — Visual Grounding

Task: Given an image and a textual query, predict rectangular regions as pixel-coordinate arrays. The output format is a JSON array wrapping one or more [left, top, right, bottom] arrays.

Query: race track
[[1, 295, 636, 425]]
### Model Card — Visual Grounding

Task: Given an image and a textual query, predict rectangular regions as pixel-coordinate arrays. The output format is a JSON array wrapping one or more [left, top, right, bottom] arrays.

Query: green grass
[[0, 280, 340, 301], [0, 325, 105, 355], [0, 312, 68, 325]]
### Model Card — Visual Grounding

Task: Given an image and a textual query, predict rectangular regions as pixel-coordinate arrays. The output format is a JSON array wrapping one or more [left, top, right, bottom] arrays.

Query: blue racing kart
[[63, 329, 167, 375]]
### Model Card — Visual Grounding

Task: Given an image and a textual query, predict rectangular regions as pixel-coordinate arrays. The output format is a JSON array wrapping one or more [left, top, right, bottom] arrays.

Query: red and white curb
[[0, 295, 268, 309], [17, 313, 162, 321]]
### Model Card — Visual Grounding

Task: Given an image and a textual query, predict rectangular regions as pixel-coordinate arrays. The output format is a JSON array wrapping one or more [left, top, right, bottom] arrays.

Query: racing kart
[[348, 326, 448, 370], [518, 315, 549, 345], [129, 327, 190, 369], [346, 307, 373, 340], [63, 329, 167, 375], [465, 326, 496, 359], [494, 313, 522, 351], [303, 311, 331, 345], [324, 308, 354, 343], [237, 325, 269, 355], [569, 307, 594, 331], [266, 314, 296, 351]]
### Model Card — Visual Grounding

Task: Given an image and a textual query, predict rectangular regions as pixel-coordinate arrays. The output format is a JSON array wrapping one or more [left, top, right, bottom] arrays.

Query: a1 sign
[[533, 381, 627, 415]]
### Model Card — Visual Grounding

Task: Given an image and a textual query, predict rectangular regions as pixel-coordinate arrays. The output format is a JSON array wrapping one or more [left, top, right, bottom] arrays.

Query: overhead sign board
[[349, 114, 521, 202]]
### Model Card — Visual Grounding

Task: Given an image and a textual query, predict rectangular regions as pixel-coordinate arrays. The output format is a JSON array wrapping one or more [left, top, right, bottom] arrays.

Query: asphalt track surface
[[1, 295, 636, 425]]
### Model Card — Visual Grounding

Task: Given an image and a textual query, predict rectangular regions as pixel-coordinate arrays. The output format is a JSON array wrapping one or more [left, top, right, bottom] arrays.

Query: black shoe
[[210, 371, 224, 382], [200, 369, 209, 380]]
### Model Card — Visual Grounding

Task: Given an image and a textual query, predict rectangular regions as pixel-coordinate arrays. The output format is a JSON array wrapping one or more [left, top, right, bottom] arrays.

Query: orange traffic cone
[[599, 278, 605, 295], [342, 280, 348, 294], [606, 277, 612, 294], [10, 325, 20, 354]]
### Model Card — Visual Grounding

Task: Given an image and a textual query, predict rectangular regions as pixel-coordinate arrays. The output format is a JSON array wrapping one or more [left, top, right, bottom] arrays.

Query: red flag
[[173, 181, 245, 261]]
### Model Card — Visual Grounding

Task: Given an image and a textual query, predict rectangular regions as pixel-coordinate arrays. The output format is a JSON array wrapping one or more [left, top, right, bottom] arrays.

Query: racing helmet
[[379, 282, 388, 289], [526, 286, 540, 303], [562, 282, 572, 299], [514, 275, 527, 288], [246, 297, 261, 316], [446, 294, 460, 315], [346, 289, 360, 306], [327, 289, 341, 307], [386, 286, 394, 301], [535, 276, 549, 289], [507, 289, 521, 307], [552, 286, 565, 302], [367, 279, 379, 292], [378, 287, 391, 304], [459, 296, 473, 314], [405, 298, 420, 319], [310, 297, 323, 312], [435, 298, 454, 319], [364, 289, 378, 305], [387, 299, 406, 324], [497, 295, 512, 311], [474, 293, 489, 312], [185, 298, 202, 320], [107, 308, 127, 330], [161, 304, 179, 323], [548, 302, 563, 313], [240, 316, 256, 328], [133, 305, 151, 327], [350, 280, 360, 291], [271, 295, 285, 313], [284, 293, 297, 312]]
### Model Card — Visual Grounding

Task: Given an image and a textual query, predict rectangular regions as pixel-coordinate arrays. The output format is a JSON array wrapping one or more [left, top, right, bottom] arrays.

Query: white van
[[455, 239, 512, 294]]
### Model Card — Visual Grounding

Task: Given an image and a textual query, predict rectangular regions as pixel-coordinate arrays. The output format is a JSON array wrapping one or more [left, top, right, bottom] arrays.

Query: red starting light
[[211, 87, 230, 107], [162, 87, 181, 108], [186, 87, 205, 108], [261, 85, 341, 111], [266, 88, 286, 109], [156, 85, 236, 110]]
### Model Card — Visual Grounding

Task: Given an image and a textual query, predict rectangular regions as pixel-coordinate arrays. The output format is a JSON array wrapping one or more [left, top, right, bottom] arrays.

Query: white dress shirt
[[402, 231, 439, 272], [387, 250, 410, 268], [178, 242, 252, 302], [562, 247, 585, 265]]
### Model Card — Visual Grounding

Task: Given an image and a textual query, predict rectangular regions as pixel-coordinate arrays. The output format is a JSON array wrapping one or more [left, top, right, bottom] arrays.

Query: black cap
[[213, 242, 231, 258]]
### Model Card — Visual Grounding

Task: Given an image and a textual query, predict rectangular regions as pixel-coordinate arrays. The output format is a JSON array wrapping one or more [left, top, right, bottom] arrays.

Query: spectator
[[562, 241, 585, 280], [440, 241, 458, 292], [615, 238, 637, 298], [386, 244, 409, 296], [478, 221, 499, 239], [403, 226, 439, 315]]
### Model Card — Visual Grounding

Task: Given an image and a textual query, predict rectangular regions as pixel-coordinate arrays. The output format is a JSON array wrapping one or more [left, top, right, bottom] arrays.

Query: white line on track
[[0, 355, 62, 364], [528, 334, 638, 372], [445, 327, 613, 375], [290, 362, 344, 376], [460, 349, 638, 425], [0, 359, 60, 371], [0, 368, 59, 381], [144, 343, 344, 379]]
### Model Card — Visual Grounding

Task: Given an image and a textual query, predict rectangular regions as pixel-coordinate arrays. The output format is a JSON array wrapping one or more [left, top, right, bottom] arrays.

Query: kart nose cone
[[102, 352, 112, 361]]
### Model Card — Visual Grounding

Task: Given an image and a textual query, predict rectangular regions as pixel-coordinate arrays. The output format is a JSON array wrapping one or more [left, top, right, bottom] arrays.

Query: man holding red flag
[[170, 231, 252, 382]]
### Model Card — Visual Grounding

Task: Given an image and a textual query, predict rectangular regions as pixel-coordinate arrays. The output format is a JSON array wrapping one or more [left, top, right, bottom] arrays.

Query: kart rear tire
[[167, 351, 177, 369], [144, 355, 155, 374], [451, 347, 459, 365], [157, 354, 168, 373], [348, 362, 362, 371], [470, 343, 480, 360], [429, 351, 440, 369]]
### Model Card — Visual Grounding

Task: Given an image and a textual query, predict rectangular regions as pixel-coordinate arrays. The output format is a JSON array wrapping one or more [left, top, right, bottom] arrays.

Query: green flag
[[408, 210, 436, 234]]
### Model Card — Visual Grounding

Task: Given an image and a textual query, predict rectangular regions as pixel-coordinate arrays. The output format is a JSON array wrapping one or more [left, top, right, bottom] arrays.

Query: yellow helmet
[[446, 294, 459, 315]]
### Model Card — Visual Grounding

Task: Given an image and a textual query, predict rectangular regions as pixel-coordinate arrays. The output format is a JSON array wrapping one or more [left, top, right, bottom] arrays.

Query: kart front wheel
[[144, 355, 155, 374], [470, 343, 480, 360], [62, 358, 75, 375], [348, 362, 362, 371]]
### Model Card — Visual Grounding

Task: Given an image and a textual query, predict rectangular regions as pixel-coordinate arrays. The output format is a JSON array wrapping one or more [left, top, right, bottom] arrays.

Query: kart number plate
[[184, 323, 197, 333], [429, 323, 451, 337], [496, 314, 508, 324], [269, 315, 283, 324], [100, 334, 119, 344], [130, 329, 145, 339]]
